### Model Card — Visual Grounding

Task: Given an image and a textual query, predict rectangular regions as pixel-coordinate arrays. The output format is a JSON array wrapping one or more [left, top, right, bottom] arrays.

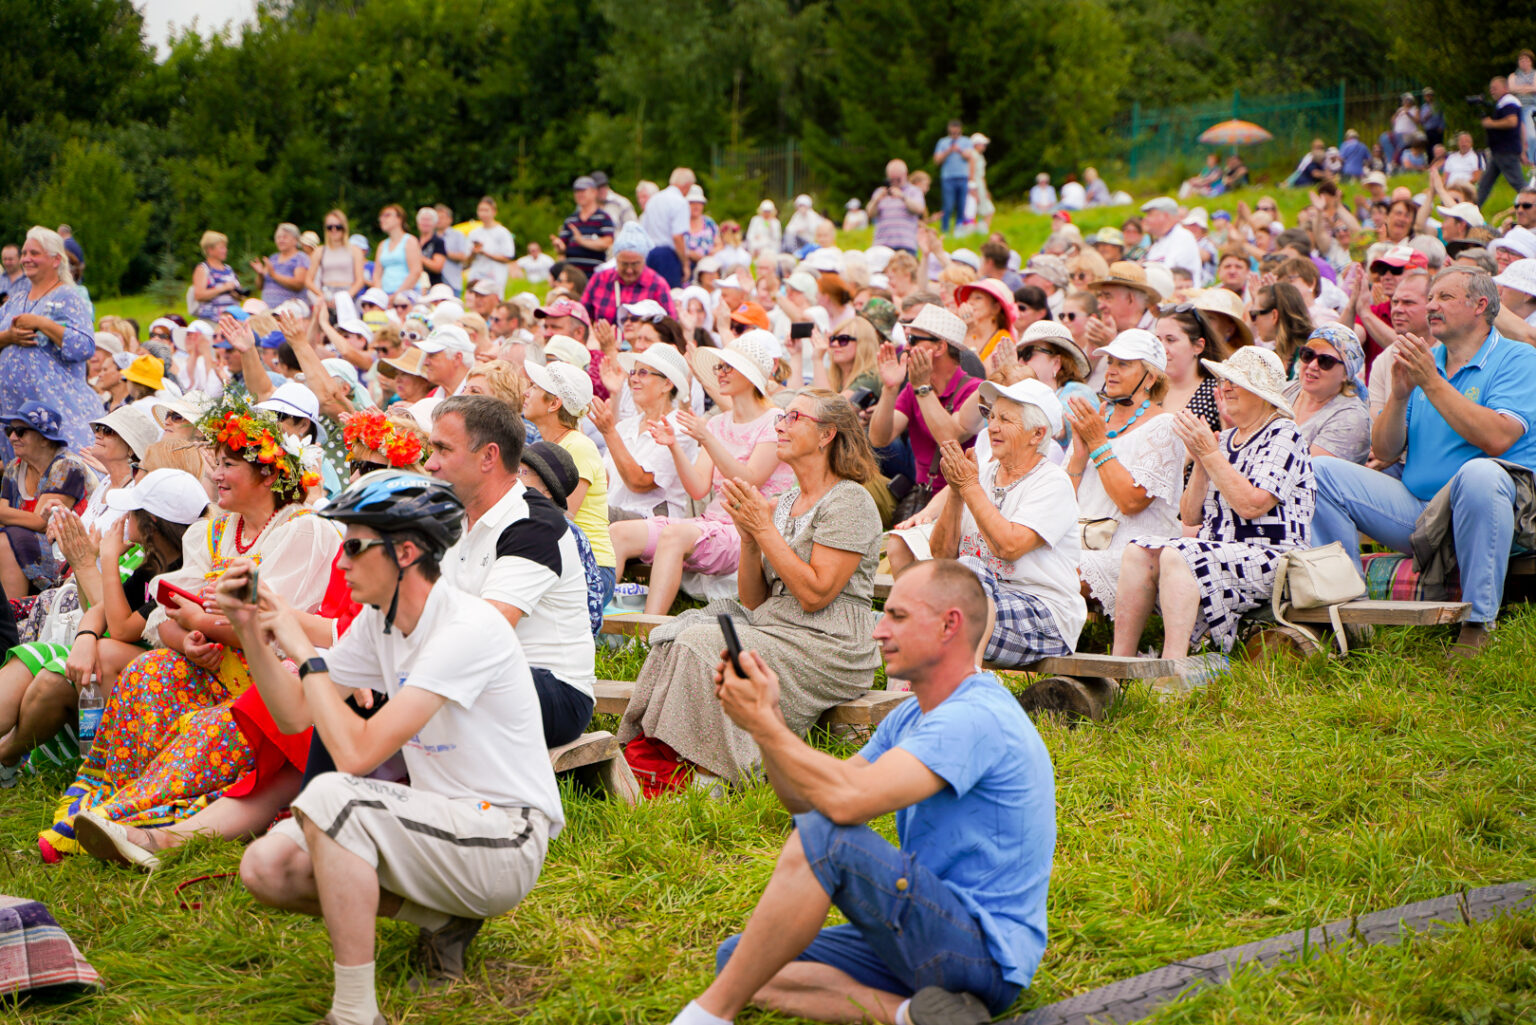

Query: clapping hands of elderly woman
[[937, 439, 979, 493], [720, 477, 774, 539], [1171, 409, 1219, 460], [1065, 395, 1108, 450]]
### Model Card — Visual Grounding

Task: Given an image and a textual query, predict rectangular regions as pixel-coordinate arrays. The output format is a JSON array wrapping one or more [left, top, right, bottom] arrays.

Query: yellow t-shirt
[[556, 430, 614, 568]]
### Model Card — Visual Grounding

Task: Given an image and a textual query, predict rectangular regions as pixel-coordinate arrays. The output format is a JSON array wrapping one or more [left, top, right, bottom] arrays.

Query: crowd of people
[[3, 76, 1536, 1021]]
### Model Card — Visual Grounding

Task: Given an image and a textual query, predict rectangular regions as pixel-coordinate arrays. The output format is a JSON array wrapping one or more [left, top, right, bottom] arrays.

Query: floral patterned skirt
[[38, 646, 255, 859]]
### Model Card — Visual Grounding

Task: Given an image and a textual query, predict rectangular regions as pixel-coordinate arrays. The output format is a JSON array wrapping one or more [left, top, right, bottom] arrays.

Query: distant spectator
[[842, 198, 868, 232], [1028, 173, 1057, 213], [517, 242, 555, 284], [1419, 87, 1445, 151], [1179, 153, 1222, 199], [869, 160, 926, 254], [1477, 77, 1528, 208], [746, 200, 782, 258], [1083, 167, 1112, 207], [466, 196, 516, 298], [971, 133, 995, 229], [592, 171, 636, 227], [553, 176, 616, 275], [251, 223, 310, 307], [932, 119, 975, 233]]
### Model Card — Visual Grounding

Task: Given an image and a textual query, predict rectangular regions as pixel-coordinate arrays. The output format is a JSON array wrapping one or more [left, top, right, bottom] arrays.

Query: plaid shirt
[[581, 266, 678, 325]]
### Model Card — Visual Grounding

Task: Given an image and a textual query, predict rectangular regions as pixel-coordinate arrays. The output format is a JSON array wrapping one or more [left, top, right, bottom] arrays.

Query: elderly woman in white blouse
[[588, 343, 698, 520]]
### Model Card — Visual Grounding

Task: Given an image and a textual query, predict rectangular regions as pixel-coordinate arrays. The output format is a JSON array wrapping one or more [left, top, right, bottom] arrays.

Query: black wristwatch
[[297, 656, 328, 680]]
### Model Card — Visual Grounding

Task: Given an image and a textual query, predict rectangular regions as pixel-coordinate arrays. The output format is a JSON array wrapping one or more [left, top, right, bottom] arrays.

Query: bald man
[[667, 560, 1056, 1025]]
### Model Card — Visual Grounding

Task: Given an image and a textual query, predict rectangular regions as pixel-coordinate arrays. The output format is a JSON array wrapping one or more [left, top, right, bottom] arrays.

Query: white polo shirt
[[1145, 224, 1203, 284], [323, 582, 564, 830], [440, 482, 595, 697]]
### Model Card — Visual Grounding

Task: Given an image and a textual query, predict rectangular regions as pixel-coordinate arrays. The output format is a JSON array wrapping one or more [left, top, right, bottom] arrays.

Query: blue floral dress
[[0, 285, 103, 453]]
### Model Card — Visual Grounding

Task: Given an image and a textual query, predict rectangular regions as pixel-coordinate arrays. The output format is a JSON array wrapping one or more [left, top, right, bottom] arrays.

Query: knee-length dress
[[618, 479, 882, 782], [39, 504, 340, 856], [1134, 418, 1313, 651], [1071, 413, 1185, 617]]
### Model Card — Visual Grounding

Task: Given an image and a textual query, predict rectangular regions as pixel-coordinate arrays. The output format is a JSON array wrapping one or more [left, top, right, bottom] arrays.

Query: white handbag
[[1271, 542, 1367, 655]]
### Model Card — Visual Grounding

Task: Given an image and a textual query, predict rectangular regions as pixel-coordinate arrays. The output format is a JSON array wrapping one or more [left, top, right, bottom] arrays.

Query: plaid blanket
[[1361, 552, 1462, 603], [0, 896, 100, 995]]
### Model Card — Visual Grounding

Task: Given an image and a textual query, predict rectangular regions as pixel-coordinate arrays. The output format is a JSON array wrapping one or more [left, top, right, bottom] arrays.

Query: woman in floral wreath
[[70, 407, 428, 870], [39, 395, 341, 860]]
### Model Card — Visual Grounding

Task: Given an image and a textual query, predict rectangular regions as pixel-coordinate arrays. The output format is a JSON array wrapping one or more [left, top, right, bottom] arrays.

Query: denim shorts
[[716, 811, 1020, 1015]]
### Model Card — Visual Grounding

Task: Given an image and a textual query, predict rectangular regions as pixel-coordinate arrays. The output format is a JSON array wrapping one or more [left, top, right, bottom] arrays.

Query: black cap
[[590, 171, 609, 187], [520, 441, 580, 508]]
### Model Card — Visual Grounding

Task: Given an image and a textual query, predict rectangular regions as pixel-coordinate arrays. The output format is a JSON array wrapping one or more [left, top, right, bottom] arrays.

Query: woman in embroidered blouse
[[0, 228, 104, 455], [619, 391, 882, 793], [39, 397, 340, 860], [1113, 347, 1314, 658]]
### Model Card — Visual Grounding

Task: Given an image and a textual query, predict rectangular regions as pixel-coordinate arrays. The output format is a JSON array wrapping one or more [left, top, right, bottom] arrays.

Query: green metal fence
[[1120, 78, 1425, 180]]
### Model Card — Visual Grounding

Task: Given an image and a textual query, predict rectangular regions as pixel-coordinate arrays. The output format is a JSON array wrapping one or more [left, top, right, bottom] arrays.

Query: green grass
[[5, 602, 1536, 1023]]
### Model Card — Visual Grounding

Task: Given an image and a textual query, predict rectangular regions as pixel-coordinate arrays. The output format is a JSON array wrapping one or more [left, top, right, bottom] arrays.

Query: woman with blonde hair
[[306, 209, 366, 302], [937, 261, 977, 311], [812, 315, 881, 398], [464, 358, 542, 445], [1067, 249, 1110, 295], [96, 316, 139, 352], [457, 311, 495, 362], [191, 230, 242, 322]]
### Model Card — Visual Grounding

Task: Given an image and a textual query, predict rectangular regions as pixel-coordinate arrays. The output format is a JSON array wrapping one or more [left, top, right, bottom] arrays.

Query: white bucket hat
[[544, 334, 591, 369], [1494, 258, 1536, 299], [1201, 346, 1294, 418], [618, 344, 692, 399], [523, 359, 594, 416], [90, 404, 161, 461], [1018, 321, 1090, 379], [692, 332, 777, 395], [256, 381, 322, 423]]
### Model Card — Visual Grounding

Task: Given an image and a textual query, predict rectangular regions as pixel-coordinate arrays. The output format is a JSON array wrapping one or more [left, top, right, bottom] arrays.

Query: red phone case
[[156, 580, 203, 608]]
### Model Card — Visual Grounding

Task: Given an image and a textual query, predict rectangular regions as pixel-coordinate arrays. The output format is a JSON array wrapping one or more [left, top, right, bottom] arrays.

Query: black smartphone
[[790, 321, 814, 340], [846, 387, 878, 410], [717, 613, 745, 677]]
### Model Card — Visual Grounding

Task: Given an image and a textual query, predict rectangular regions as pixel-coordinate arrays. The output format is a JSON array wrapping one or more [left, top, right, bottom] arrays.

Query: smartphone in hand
[[718, 613, 745, 677]]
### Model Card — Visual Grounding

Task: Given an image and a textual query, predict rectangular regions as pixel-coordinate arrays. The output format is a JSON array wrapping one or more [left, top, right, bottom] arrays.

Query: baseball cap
[[105, 468, 210, 525], [977, 378, 1063, 437], [1140, 197, 1180, 215], [729, 302, 771, 331], [572, 175, 597, 190], [544, 334, 591, 369], [1182, 207, 1210, 228], [336, 318, 374, 342], [469, 279, 501, 296], [415, 324, 475, 356], [1101, 328, 1167, 371], [1363, 171, 1388, 188], [949, 249, 982, 271], [620, 299, 668, 322], [1370, 244, 1424, 271], [359, 287, 390, 309], [534, 298, 592, 327]]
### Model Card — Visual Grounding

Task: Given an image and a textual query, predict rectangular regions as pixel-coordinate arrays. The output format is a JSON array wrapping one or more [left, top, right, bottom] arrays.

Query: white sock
[[895, 999, 913, 1025], [330, 961, 379, 1025], [392, 899, 451, 932], [669, 998, 732, 1025]]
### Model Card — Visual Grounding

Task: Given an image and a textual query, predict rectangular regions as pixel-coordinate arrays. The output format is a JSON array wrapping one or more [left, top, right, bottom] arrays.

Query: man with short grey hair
[[640, 168, 693, 286], [1139, 197, 1201, 282], [1313, 266, 1536, 654]]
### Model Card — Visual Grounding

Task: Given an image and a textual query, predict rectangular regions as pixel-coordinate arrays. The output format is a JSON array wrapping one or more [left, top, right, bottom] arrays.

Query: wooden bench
[[1284, 599, 1469, 626], [592, 679, 913, 728], [547, 730, 639, 804], [600, 613, 672, 639]]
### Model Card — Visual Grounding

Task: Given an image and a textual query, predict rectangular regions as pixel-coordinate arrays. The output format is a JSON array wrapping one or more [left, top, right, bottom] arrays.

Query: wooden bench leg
[[1018, 676, 1118, 723], [576, 753, 640, 806]]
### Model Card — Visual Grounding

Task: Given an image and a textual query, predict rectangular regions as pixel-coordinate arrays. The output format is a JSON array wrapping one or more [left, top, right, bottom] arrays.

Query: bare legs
[[120, 766, 305, 854], [240, 818, 403, 931], [1112, 545, 1199, 660], [610, 519, 705, 615], [694, 831, 906, 1024], [0, 668, 74, 767], [0, 533, 27, 600]]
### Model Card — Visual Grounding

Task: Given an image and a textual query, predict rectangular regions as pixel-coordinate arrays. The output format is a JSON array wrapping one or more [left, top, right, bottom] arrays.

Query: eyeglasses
[[348, 459, 388, 477], [326, 224, 345, 232], [977, 404, 1022, 425], [628, 366, 656, 380], [1296, 346, 1343, 371], [1257, 204, 1278, 212], [341, 537, 389, 559], [714, 363, 736, 377], [829, 334, 856, 347], [779, 409, 823, 427]]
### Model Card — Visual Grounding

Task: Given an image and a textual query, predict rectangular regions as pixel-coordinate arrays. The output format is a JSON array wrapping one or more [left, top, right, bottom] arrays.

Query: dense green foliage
[[2, 0, 1530, 295]]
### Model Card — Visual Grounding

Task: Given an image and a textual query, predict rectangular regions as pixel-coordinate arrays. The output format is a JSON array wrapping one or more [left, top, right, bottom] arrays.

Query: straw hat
[[1018, 321, 1090, 379], [1184, 288, 1255, 348], [1086, 261, 1162, 302], [379, 345, 429, 380], [692, 332, 777, 395], [617, 343, 692, 399], [1201, 346, 1293, 418]]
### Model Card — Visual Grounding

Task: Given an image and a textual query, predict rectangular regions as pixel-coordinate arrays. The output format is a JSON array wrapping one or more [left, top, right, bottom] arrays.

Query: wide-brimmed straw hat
[[1017, 321, 1090, 379], [1086, 261, 1162, 303], [1201, 346, 1294, 418]]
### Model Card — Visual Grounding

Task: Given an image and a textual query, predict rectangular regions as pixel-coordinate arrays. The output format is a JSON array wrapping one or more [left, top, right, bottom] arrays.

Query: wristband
[[74, 629, 100, 641], [1088, 443, 1112, 461]]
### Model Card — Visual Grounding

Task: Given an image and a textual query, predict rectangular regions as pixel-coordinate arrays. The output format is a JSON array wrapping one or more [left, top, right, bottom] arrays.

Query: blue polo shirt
[[857, 673, 1055, 987], [1403, 328, 1536, 500]]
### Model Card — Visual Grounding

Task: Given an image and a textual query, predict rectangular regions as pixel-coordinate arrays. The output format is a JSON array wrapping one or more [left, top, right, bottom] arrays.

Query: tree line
[[2, 0, 1523, 297]]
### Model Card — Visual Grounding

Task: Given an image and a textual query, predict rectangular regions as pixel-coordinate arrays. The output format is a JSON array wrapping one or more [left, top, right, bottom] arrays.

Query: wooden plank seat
[[1283, 599, 1470, 626], [600, 613, 672, 639], [985, 651, 1229, 682], [547, 730, 639, 804], [592, 679, 912, 728]]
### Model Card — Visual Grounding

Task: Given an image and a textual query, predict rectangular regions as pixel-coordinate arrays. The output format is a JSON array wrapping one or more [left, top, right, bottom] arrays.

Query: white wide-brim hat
[[691, 332, 776, 395], [617, 344, 692, 399], [1201, 346, 1294, 419]]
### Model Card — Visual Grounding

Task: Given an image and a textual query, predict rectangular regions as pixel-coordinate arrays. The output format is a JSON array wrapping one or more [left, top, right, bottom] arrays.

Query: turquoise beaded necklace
[[1104, 399, 1150, 439]]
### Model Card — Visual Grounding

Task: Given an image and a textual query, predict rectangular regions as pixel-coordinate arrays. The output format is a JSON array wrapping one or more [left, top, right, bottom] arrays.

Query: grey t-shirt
[[1284, 382, 1370, 464]]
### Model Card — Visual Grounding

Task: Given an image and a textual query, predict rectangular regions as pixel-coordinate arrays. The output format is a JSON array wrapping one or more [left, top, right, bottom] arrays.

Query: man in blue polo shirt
[[1312, 267, 1536, 655], [665, 559, 1054, 1025]]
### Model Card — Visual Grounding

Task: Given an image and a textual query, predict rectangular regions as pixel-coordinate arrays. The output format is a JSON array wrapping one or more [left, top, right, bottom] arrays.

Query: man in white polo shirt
[[427, 395, 596, 746], [415, 324, 476, 397], [225, 471, 562, 1025], [1139, 196, 1202, 284]]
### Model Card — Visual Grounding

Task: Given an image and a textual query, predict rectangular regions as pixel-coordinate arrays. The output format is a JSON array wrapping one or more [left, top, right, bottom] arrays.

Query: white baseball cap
[[978, 378, 1063, 437], [105, 468, 210, 525], [949, 249, 982, 271], [544, 334, 591, 369], [1141, 197, 1180, 214], [1101, 328, 1168, 371], [620, 299, 669, 321], [256, 381, 321, 423], [1494, 258, 1536, 299], [336, 317, 374, 342], [425, 283, 458, 304], [359, 286, 390, 309], [1437, 202, 1485, 227], [415, 324, 475, 356], [523, 359, 594, 416]]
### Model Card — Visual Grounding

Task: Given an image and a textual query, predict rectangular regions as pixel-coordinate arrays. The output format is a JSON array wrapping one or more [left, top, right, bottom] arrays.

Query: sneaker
[[74, 812, 162, 872], [907, 987, 991, 1025], [409, 915, 483, 990]]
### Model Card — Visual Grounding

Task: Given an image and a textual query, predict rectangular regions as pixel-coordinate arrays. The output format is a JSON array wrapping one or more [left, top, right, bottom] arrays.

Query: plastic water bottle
[[78, 676, 105, 743]]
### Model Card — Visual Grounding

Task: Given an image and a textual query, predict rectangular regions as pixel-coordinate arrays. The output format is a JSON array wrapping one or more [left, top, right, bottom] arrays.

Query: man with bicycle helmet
[[218, 470, 563, 1025]]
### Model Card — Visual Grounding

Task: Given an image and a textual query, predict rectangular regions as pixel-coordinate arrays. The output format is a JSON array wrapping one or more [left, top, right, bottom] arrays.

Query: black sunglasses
[[91, 423, 118, 438], [829, 334, 857, 346], [1251, 307, 1275, 316], [341, 537, 389, 558], [277, 412, 307, 425], [905, 331, 942, 345], [5, 424, 28, 438], [326, 224, 346, 231], [1059, 311, 1081, 322], [348, 459, 388, 476], [1296, 346, 1343, 371], [1516, 202, 1535, 210], [729, 321, 751, 335]]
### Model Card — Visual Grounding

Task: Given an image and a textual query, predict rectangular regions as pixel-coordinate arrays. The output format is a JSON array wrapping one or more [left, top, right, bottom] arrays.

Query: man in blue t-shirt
[[932, 120, 975, 234], [1313, 267, 1536, 655], [666, 559, 1056, 1025]]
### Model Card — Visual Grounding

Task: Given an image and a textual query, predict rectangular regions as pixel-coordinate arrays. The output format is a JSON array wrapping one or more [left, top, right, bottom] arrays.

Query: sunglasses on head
[[341, 536, 389, 558], [1296, 346, 1343, 371], [348, 458, 388, 476]]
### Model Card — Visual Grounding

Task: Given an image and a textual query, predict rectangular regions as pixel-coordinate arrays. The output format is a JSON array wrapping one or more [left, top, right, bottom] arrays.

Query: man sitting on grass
[[669, 559, 1055, 1025], [226, 471, 564, 1025]]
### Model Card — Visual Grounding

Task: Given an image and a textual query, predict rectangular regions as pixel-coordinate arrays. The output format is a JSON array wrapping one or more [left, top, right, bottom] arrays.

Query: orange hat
[[729, 302, 771, 331]]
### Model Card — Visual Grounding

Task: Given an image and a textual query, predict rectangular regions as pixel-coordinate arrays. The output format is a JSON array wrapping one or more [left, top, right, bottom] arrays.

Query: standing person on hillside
[[641, 169, 694, 288], [1476, 77, 1529, 209], [416, 207, 446, 290], [231, 472, 564, 1022], [932, 120, 975, 234], [1140, 197, 1202, 284], [665, 559, 1054, 1025], [552, 176, 616, 277], [1419, 88, 1446, 153], [251, 224, 310, 308], [869, 160, 926, 255], [1509, 53, 1536, 165], [592, 172, 637, 228], [435, 203, 471, 297], [467, 197, 515, 299], [372, 205, 422, 304], [747, 201, 782, 259], [970, 133, 994, 232]]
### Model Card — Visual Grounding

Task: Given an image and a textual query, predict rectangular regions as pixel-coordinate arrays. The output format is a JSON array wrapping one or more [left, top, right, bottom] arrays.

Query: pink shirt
[[702, 408, 793, 520]]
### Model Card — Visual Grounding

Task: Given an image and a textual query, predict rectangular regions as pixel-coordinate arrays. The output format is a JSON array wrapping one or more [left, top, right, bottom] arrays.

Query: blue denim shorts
[[716, 811, 1020, 1015]]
